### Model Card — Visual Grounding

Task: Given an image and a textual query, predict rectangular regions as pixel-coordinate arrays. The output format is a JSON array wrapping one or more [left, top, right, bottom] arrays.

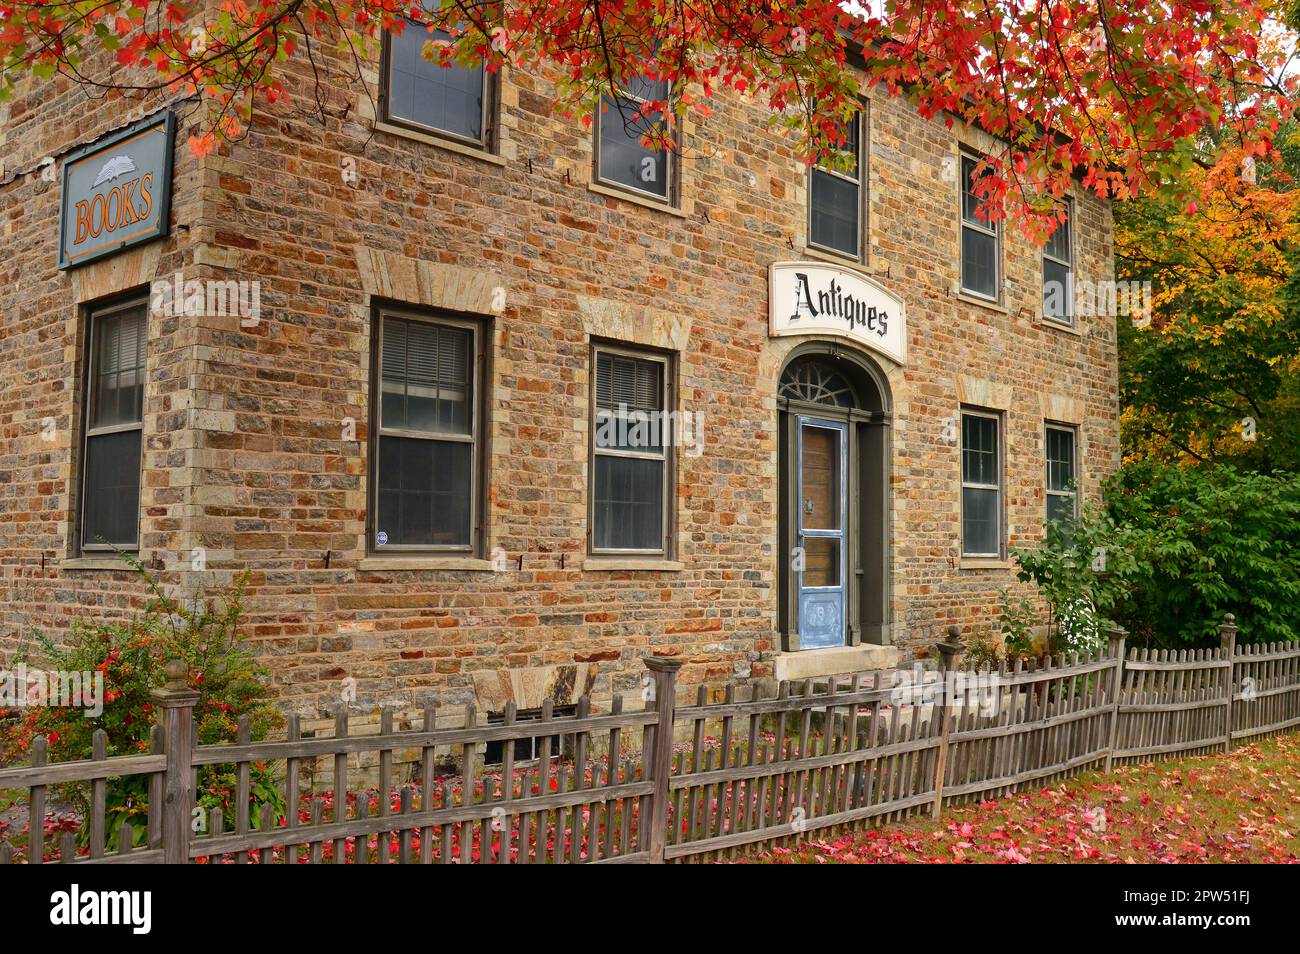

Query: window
[[590, 345, 672, 553], [483, 706, 575, 766], [372, 309, 481, 552], [1045, 424, 1078, 525], [382, 20, 491, 147], [595, 75, 674, 202], [80, 298, 147, 551], [960, 409, 1002, 558], [1043, 200, 1073, 324], [960, 154, 1000, 300], [809, 110, 863, 259]]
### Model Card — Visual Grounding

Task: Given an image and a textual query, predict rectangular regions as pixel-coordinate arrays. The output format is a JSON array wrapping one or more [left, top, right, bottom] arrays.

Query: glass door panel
[[797, 418, 847, 649]]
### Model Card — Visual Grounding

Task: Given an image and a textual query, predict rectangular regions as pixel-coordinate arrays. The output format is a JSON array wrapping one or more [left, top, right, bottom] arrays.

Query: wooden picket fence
[[3, 615, 1300, 865], [1112, 644, 1234, 764], [664, 671, 945, 860], [1230, 641, 1300, 742]]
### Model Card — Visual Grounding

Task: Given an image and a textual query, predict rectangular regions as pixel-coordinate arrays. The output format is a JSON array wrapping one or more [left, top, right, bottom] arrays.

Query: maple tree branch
[[1142, 423, 1212, 464]]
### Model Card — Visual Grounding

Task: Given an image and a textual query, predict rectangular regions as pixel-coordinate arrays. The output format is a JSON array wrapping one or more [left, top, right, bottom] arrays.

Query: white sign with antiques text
[[769, 262, 906, 365]]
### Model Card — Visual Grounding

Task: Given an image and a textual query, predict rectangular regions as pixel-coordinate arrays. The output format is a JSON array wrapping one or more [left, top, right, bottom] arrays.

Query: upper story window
[[960, 154, 1000, 301], [382, 21, 492, 148], [595, 75, 675, 204], [1045, 424, 1079, 526], [372, 308, 483, 552], [960, 408, 1003, 558], [81, 297, 147, 551], [809, 110, 864, 260], [1043, 200, 1074, 324], [590, 344, 673, 554]]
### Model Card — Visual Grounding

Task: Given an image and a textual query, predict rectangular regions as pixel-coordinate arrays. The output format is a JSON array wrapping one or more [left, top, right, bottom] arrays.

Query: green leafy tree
[[1116, 123, 1300, 471], [1106, 462, 1300, 647]]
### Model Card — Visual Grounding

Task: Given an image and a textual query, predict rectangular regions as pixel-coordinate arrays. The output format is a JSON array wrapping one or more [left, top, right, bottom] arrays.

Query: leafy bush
[[1005, 463, 1300, 651], [1, 555, 283, 848], [961, 627, 1004, 670], [1106, 462, 1300, 646], [996, 590, 1040, 660], [1007, 504, 1139, 656]]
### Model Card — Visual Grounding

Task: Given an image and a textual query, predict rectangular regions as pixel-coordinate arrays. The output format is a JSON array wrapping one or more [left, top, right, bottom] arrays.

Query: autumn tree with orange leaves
[[1116, 122, 1300, 471]]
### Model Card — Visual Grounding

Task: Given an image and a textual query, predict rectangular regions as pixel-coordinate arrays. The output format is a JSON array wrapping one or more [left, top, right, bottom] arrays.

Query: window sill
[[959, 558, 1011, 570], [61, 556, 135, 571], [800, 244, 866, 269], [587, 182, 687, 218], [358, 556, 497, 572], [955, 291, 1009, 315], [1037, 316, 1083, 336], [772, 645, 900, 681], [579, 557, 684, 572], [373, 121, 506, 167]]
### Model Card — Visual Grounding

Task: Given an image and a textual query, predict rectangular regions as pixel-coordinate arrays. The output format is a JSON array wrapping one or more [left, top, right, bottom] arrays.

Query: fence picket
[[5, 626, 1300, 865]]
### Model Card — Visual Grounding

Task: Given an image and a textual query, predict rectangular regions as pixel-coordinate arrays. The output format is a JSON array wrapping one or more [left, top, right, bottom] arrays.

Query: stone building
[[0, 26, 1119, 725]]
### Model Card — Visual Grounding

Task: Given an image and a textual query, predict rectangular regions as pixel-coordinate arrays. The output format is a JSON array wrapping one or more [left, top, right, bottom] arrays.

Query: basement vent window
[[483, 705, 575, 766]]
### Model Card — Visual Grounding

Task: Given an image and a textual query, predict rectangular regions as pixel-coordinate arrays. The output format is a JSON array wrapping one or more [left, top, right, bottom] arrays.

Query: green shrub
[[1106, 462, 1300, 646], [997, 590, 1040, 659], [962, 627, 1004, 670], [1007, 504, 1139, 656], [1004, 463, 1299, 651], [1, 555, 283, 849]]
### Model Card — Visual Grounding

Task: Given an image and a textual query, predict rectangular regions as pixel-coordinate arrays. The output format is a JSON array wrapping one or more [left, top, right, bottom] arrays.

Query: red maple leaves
[[751, 734, 1300, 864], [0, 1, 1293, 235]]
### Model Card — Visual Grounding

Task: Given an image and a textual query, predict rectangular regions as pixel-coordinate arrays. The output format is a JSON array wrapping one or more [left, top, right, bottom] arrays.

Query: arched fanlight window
[[779, 359, 857, 408]]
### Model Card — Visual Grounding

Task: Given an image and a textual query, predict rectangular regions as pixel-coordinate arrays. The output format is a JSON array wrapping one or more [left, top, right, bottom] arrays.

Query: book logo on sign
[[92, 154, 136, 186]]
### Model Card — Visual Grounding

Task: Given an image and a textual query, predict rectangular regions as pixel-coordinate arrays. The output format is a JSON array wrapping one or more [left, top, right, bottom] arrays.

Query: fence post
[[643, 656, 682, 864], [1103, 624, 1127, 774], [931, 626, 963, 818], [151, 659, 199, 865], [1220, 614, 1238, 753]]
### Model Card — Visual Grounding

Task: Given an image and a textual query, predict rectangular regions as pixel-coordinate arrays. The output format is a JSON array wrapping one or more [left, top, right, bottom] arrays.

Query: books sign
[[58, 112, 175, 270]]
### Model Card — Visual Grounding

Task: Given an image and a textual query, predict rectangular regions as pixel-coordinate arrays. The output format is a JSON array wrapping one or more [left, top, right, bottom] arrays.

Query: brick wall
[[0, 50, 197, 653], [0, 29, 1120, 722]]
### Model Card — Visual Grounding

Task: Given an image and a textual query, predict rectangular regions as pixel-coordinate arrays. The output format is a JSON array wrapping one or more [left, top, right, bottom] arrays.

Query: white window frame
[[960, 407, 1004, 559], [1045, 422, 1080, 525], [588, 342, 674, 556], [380, 21, 494, 150], [594, 79, 677, 205], [79, 296, 148, 553], [807, 108, 865, 262], [1042, 199, 1075, 326], [959, 152, 1001, 302], [371, 306, 483, 555]]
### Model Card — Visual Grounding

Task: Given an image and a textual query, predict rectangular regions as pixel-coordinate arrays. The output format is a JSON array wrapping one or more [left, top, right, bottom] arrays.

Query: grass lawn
[[747, 733, 1300, 864]]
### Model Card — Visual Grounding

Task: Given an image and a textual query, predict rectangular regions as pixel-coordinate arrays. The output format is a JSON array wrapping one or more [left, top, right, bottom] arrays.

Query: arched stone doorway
[[777, 343, 892, 651]]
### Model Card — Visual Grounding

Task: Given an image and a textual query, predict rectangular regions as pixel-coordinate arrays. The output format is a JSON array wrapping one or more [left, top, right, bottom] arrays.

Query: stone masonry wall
[[0, 29, 1120, 727], [0, 52, 198, 658]]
